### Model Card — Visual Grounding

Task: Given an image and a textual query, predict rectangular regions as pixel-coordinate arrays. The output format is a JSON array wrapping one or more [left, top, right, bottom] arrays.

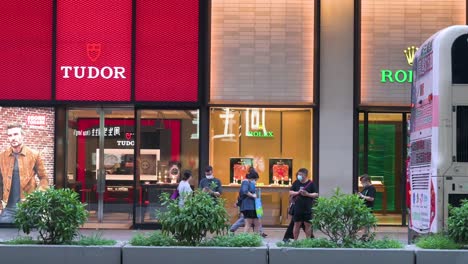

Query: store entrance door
[[67, 107, 135, 228]]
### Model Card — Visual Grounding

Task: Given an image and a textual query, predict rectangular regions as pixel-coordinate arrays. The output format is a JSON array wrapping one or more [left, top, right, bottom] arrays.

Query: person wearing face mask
[[239, 170, 260, 233], [230, 168, 267, 237], [282, 170, 312, 242], [199, 165, 222, 198], [177, 170, 193, 207], [289, 168, 318, 240]]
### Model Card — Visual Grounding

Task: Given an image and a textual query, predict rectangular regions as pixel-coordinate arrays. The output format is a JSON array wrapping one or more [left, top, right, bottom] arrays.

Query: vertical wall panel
[[361, 0, 466, 105], [0, 1, 52, 100], [135, 0, 199, 102], [56, 0, 132, 101], [211, 0, 314, 103]]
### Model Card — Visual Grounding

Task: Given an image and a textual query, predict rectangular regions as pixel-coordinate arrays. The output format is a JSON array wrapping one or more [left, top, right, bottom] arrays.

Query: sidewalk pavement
[[0, 226, 409, 244]]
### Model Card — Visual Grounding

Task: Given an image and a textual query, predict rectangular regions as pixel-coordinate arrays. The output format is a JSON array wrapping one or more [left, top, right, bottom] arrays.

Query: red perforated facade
[[56, 0, 132, 101], [0, 1, 53, 100], [135, 0, 199, 102]]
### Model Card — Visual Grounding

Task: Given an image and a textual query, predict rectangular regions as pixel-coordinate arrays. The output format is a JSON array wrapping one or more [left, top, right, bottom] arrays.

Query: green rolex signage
[[247, 131, 274, 137], [381, 69, 413, 83], [380, 46, 417, 84]]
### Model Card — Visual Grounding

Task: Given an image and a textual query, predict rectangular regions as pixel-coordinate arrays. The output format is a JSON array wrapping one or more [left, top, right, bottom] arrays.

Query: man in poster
[[0, 124, 49, 223]]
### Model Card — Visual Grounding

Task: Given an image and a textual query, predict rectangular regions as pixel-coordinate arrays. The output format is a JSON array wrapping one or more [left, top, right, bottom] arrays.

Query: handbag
[[288, 202, 295, 215], [170, 189, 180, 200]]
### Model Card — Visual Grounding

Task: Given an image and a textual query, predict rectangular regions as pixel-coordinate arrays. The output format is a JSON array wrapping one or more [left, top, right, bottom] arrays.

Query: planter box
[[269, 246, 414, 264], [0, 244, 121, 264], [415, 249, 468, 264], [123, 245, 268, 264]]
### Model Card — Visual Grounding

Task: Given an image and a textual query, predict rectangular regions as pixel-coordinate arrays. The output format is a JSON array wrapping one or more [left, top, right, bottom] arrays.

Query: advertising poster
[[229, 157, 253, 184], [0, 107, 55, 223], [269, 158, 293, 184], [409, 36, 437, 233]]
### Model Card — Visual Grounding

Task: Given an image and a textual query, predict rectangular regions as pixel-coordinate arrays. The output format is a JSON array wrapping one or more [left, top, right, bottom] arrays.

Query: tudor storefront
[[0, 0, 201, 228]]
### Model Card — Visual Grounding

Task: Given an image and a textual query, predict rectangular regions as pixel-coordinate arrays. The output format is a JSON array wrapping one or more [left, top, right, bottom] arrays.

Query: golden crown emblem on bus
[[404, 46, 418, 66]]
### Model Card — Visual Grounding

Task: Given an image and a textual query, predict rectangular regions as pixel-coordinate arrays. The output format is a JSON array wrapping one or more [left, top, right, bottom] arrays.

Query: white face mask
[[297, 175, 303, 182], [206, 175, 214, 180]]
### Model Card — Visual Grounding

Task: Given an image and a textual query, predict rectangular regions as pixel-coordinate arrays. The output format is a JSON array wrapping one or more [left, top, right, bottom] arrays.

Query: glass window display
[[209, 107, 313, 226]]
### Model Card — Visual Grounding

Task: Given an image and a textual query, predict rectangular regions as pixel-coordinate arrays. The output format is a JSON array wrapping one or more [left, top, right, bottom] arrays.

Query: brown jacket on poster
[[0, 146, 49, 209]]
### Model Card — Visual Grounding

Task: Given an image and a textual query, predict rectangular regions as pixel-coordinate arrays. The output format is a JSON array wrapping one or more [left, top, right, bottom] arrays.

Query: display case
[[96, 148, 160, 181], [269, 158, 293, 185]]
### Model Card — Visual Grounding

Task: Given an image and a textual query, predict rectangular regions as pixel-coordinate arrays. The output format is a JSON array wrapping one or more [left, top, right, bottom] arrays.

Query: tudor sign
[[55, 0, 132, 101], [60, 43, 126, 79]]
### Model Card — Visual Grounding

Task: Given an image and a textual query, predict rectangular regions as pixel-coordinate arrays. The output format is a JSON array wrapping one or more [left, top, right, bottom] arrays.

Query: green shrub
[[277, 237, 402, 249], [416, 233, 460, 249], [157, 190, 230, 246], [277, 238, 338, 248], [311, 189, 377, 245], [14, 187, 88, 244], [447, 200, 468, 244], [200, 233, 262, 247], [73, 233, 117, 246], [350, 238, 403, 249], [2, 236, 38, 245], [129, 231, 178, 246]]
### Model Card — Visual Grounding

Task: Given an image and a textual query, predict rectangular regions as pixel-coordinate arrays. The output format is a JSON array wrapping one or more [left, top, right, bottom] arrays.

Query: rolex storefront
[[357, 0, 466, 225], [210, 0, 317, 226], [209, 108, 313, 226]]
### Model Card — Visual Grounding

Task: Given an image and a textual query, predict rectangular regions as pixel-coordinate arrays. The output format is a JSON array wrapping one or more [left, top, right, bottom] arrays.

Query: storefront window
[[359, 113, 403, 225], [66, 108, 199, 227], [136, 110, 199, 225], [209, 107, 313, 226]]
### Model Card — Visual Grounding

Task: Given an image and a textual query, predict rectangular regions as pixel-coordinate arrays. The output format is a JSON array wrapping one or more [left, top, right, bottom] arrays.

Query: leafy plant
[[200, 233, 262, 247], [311, 188, 377, 245], [277, 237, 402, 249], [416, 233, 460, 249], [2, 236, 38, 245], [277, 238, 337, 248], [447, 200, 468, 244], [349, 237, 403, 249], [157, 190, 230, 246], [73, 233, 117, 246], [14, 187, 88, 244], [129, 231, 178, 246]]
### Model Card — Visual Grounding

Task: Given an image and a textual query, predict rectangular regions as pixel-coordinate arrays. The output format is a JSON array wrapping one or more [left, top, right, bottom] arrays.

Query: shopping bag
[[255, 197, 263, 218], [255, 188, 263, 218], [170, 189, 179, 200]]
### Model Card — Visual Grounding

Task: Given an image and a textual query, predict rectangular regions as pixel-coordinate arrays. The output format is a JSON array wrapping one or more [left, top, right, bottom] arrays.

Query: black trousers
[[282, 217, 314, 240]]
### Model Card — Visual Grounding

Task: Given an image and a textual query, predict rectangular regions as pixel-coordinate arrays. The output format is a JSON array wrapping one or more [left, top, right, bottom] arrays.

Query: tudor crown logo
[[404, 46, 418, 66], [87, 43, 101, 62]]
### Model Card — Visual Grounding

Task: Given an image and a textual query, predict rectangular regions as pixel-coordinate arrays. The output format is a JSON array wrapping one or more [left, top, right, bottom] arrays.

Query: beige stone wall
[[210, 0, 314, 104], [361, 0, 465, 105]]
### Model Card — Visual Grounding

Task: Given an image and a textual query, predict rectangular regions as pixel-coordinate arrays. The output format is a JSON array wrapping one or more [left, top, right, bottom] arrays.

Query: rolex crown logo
[[404, 46, 418, 66]]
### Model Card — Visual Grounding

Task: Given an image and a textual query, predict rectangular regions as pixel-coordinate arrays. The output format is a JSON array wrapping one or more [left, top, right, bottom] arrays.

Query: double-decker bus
[[410, 25, 468, 234]]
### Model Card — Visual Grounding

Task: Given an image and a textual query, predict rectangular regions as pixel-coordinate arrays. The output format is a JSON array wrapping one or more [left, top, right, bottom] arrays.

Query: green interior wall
[[359, 123, 396, 211]]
